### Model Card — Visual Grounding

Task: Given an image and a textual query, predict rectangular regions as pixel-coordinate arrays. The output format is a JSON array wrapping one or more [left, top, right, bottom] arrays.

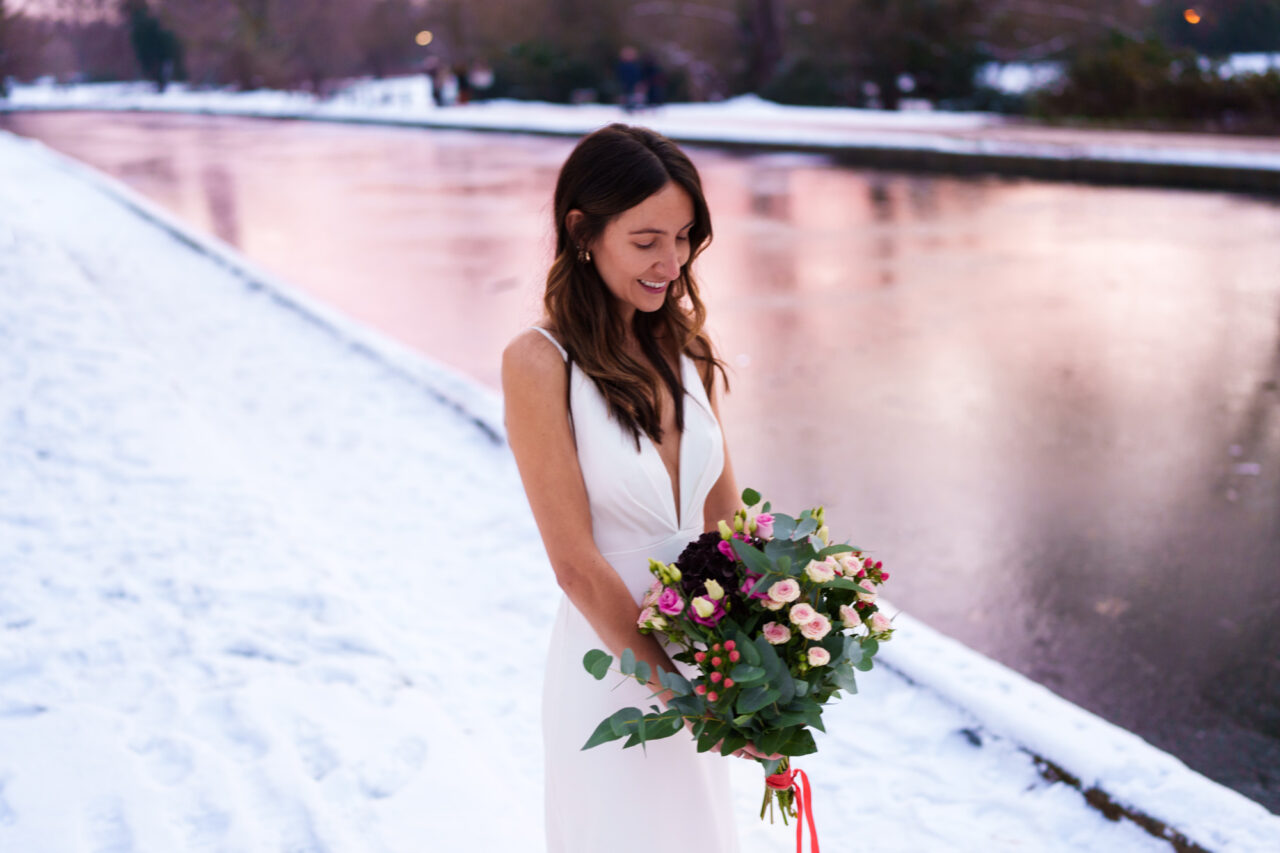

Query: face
[[580, 182, 695, 323]]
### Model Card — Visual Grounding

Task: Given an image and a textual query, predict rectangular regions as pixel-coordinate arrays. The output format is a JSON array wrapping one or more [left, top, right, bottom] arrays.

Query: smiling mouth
[[638, 279, 669, 294]]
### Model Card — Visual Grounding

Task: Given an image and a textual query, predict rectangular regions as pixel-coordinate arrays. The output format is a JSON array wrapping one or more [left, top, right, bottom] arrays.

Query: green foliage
[[582, 649, 611, 680], [1035, 29, 1280, 131]]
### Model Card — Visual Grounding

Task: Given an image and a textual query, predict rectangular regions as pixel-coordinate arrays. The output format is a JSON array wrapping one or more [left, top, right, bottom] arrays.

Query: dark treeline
[[2, 0, 1278, 129]]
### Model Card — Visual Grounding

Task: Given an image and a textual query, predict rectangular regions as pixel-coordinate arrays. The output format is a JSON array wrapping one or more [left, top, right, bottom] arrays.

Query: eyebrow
[[628, 221, 695, 236]]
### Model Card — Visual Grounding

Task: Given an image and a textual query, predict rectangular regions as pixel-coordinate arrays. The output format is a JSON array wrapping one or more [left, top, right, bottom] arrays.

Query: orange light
[[1184, 9, 1201, 24], [415, 30, 434, 46]]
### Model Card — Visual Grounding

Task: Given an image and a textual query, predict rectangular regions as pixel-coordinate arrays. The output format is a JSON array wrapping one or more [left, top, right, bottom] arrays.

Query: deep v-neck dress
[[530, 327, 738, 853]]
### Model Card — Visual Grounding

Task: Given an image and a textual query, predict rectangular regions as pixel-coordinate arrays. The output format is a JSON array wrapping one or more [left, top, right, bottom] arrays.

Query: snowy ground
[[2, 129, 1278, 852]]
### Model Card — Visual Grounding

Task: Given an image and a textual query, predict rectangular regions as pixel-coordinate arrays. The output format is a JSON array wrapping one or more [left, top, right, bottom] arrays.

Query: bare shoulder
[[502, 327, 567, 390]]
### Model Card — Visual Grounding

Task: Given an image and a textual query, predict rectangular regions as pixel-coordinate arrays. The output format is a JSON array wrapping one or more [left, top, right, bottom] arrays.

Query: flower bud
[[733, 515, 744, 533], [705, 579, 725, 601], [718, 519, 734, 540], [816, 525, 830, 546], [691, 596, 716, 619]]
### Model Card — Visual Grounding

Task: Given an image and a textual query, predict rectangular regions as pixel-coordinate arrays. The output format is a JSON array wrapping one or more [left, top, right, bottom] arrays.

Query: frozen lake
[[7, 110, 1278, 813]]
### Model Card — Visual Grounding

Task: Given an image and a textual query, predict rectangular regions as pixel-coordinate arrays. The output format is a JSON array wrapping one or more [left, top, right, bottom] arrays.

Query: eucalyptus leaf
[[782, 728, 818, 756], [793, 517, 818, 539], [737, 632, 762, 666], [633, 660, 651, 685], [731, 538, 773, 576], [581, 716, 625, 750], [583, 649, 612, 680], [772, 514, 798, 540], [737, 685, 781, 714], [697, 721, 730, 753], [719, 733, 748, 757], [620, 648, 636, 676], [742, 487, 762, 507], [832, 664, 858, 693], [861, 637, 880, 656], [658, 669, 692, 696], [729, 664, 766, 684], [609, 707, 644, 737]]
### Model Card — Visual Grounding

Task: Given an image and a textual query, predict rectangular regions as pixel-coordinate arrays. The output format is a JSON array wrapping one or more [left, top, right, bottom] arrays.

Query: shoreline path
[[1, 129, 1276, 851]]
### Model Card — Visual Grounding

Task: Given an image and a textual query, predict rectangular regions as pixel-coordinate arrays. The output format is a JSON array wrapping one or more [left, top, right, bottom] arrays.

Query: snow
[[2, 126, 1278, 852]]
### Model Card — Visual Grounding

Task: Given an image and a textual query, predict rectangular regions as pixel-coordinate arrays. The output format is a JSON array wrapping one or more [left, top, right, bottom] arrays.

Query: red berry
[[724, 678, 735, 688], [724, 640, 736, 651], [695, 684, 707, 695], [875, 561, 883, 569], [857, 569, 867, 578], [882, 572, 891, 580], [695, 651, 706, 663], [711, 672, 723, 683], [707, 691, 718, 702], [711, 656, 722, 667], [712, 643, 722, 652], [729, 650, 741, 662]]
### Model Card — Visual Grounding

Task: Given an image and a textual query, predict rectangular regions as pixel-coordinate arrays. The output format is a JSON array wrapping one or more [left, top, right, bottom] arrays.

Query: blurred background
[[2, 0, 1277, 819], [1, 0, 1279, 129]]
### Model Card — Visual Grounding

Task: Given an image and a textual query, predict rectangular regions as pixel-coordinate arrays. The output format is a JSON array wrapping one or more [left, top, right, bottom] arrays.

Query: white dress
[[530, 326, 740, 853]]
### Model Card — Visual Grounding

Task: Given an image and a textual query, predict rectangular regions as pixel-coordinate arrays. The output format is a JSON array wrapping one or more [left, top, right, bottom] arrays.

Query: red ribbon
[[766, 767, 819, 853]]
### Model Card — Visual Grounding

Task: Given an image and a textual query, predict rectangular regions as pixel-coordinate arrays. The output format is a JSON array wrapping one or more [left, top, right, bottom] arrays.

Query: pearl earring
[[577, 246, 592, 264]]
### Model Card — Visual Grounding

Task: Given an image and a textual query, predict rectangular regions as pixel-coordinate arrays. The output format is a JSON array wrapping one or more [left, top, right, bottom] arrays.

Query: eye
[[635, 242, 656, 250]]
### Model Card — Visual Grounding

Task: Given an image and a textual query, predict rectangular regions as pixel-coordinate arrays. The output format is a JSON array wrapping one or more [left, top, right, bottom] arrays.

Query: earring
[[577, 246, 592, 264]]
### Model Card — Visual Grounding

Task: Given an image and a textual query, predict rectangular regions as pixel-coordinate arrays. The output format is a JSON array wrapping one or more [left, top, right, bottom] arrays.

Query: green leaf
[[757, 727, 791, 756], [620, 648, 636, 676], [854, 655, 874, 672], [782, 728, 818, 756], [793, 678, 810, 698], [771, 711, 807, 728], [737, 685, 781, 714], [697, 721, 730, 753], [742, 487, 762, 507], [728, 664, 767, 684], [737, 632, 762, 666], [818, 544, 855, 558], [777, 555, 792, 574], [633, 660, 651, 685], [861, 637, 880, 656], [762, 501, 772, 513], [832, 664, 858, 693], [658, 668, 692, 696], [719, 732, 748, 757], [772, 514, 797, 540], [730, 538, 773, 576], [609, 706, 644, 737], [793, 517, 818, 539], [803, 704, 825, 733], [581, 716, 626, 750], [583, 649, 612, 680]]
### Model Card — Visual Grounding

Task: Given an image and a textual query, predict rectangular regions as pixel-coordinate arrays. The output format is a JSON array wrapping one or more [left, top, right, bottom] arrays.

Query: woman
[[503, 124, 766, 852]]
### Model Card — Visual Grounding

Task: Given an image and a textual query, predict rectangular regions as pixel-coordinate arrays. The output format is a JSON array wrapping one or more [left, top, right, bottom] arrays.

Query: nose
[[653, 245, 682, 280]]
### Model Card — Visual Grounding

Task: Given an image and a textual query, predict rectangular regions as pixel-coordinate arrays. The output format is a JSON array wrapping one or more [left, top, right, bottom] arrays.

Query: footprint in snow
[[356, 737, 428, 800], [127, 735, 194, 785], [294, 718, 340, 781], [83, 797, 135, 853]]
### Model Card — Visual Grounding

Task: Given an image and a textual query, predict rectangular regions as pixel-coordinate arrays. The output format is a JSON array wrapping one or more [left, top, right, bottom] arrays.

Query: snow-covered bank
[[5, 80, 1280, 184], [2, 129, 1277, 852]]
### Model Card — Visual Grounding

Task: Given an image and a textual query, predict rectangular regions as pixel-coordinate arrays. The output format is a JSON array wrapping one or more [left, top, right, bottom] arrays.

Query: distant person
[[641, 52, 666, 109], [468, 61, 495, 102], [616, 46, 644, 113], [454, 62, 472, 105]]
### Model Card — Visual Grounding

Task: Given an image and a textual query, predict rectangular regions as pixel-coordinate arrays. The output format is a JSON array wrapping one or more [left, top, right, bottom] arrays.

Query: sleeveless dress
[[529, 327, 740, 853]]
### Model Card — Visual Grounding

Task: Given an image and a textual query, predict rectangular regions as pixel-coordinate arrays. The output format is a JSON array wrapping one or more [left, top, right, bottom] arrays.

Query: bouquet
[[581, 488, 893, 843]]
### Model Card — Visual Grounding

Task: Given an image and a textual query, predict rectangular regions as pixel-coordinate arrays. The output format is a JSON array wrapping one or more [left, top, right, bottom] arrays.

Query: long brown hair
[[544, 123, 727, 447]]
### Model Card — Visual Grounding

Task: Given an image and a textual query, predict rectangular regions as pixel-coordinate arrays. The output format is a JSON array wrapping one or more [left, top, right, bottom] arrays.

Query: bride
[[503, 124, 771, 852]]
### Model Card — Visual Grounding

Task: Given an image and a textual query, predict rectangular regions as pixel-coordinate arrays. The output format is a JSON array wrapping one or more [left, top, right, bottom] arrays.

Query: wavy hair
[[544, 123, 727, 448]]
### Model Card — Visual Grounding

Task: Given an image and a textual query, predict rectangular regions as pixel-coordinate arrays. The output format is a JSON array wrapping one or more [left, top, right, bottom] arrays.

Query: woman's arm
[[502, 329, 677, 701]]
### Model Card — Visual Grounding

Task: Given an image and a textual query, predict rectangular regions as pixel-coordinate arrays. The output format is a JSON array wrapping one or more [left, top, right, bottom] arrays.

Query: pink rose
[[637, 605, 656, 627], [870, 611, 892, 633], [754, 513, 774, 539], [856, 580, 878, 603], [641, 580, 663, 609], [789, 603, 817, 625], [761, 598, 785, 611], [799, 613, 832, 640], [768, 579, 801, 604], [807, 647, 831, 666], [762, 621, 791, 644], [658, 587, 685, 616], [804, 559, 836, 583], [839, 603, 862, 629]]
